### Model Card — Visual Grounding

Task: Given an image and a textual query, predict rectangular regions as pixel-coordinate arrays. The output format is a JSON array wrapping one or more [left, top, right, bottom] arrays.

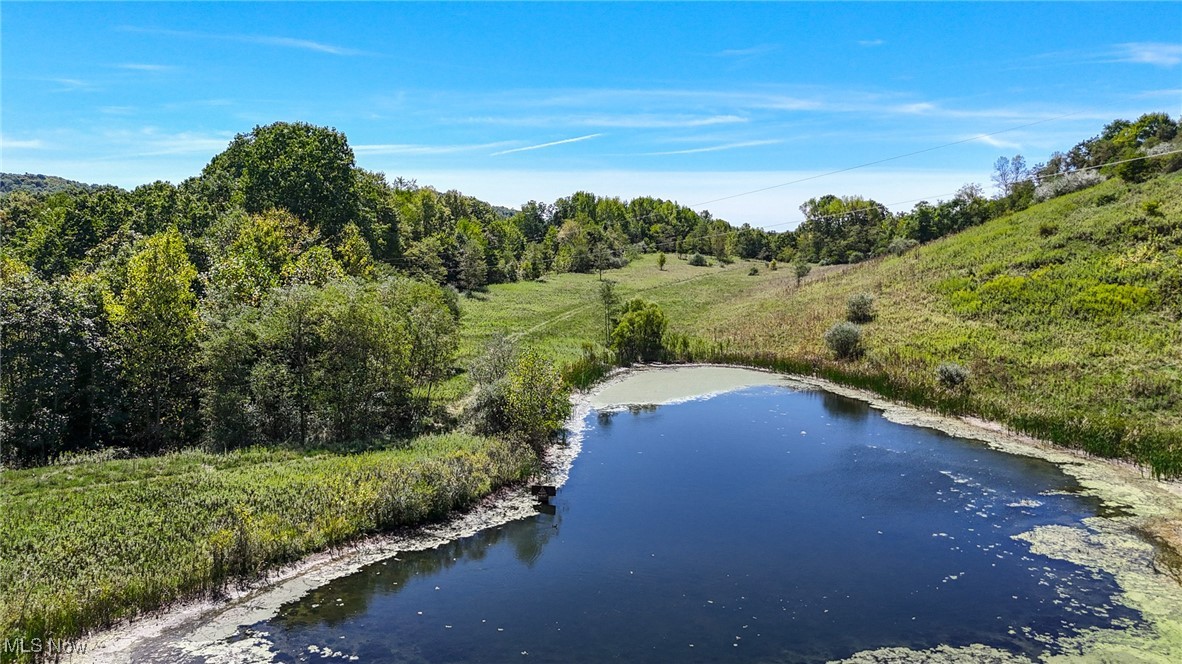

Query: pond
[[181, 367, 1159, 664]]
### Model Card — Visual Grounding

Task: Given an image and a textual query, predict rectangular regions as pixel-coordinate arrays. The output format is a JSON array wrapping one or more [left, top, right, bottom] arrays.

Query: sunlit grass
[[0, 434, 533, 657]]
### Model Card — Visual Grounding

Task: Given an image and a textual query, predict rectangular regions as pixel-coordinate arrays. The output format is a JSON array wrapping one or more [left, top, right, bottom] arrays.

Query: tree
[[110, 228, 201, 452], [202, 121, 359, 238], [657, 252, 667, 270], [611, 299, 668, 364], [0, 270, 111, 464], [991, 154, 1028, 197], [505, 349, 571, 454], [598, 279, 620, 348], [335, 222, 376, 279], [793, 260, 811, 287]]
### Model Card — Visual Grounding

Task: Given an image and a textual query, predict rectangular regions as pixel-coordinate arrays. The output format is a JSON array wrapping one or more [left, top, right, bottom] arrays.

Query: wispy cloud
[[969, 134, 1022, 150], [857, 39, 885, 48], [715, 44, 780, 58], [355, 141, 514, 156], [491, 133, 604, 156], [116, 63, 176, 72], [459, 113, 747, 129], [120, 26, 369, 56], [1, 135, 47, 150], [639, 139, 782, 156], [1114, 42, 1182, 67], [43, 77, 98, 92]]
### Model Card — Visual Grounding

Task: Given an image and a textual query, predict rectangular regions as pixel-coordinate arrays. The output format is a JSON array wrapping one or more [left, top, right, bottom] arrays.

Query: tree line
[[3, 113, 1177, 465]]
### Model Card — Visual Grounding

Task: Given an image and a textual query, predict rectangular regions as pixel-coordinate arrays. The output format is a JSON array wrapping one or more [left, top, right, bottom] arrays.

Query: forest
[[2, 113, 1179, 466]]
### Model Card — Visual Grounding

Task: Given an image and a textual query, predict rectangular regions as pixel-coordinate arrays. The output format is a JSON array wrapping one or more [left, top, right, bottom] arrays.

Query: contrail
[[491, 133, 604, 156]]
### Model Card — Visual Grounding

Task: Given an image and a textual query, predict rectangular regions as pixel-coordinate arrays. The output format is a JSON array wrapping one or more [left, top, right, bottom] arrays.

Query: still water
[[246, 382, 1138, 662]]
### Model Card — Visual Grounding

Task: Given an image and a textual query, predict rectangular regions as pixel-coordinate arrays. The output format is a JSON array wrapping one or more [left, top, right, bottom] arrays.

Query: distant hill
[[0, 172, 106, 195]]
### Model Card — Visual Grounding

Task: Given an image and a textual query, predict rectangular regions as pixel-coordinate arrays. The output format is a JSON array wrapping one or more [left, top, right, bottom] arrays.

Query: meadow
[[461, 172, 1182, 475], [3, 170, 1179, 660], [0, 434, 533, 656]]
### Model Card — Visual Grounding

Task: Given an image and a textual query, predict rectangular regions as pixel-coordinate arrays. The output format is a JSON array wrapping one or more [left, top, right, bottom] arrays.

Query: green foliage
[[335, 222, 376, 279], [936, 362, 970, 390], [657, 251, 667, 270], [688, 252, 708, 266], [202, 121, 359, 238], [748, 266, 760, 276], [463, 336, 568, 450], [793, 259, 812, 286], [0, 272, 112, 465], [505, 349, 572, 453], [824, 322, 864, 360], [0, 434, 533, 652], [610, 299, 668, 364], [110, 227, 201, 452], [203, 277, 458, 449], [846, 293, 875, 323]]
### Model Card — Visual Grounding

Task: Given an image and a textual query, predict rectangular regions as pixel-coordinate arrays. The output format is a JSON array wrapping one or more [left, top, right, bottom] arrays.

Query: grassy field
[[460, 172, 1182, 475], [0, 434, 533, 657], [4, 171, 1178, 659]]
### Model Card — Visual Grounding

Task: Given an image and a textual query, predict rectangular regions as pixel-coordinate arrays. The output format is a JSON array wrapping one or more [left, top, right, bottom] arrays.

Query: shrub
[[887, 238, 919, 256], [936, 362, 970, 390], [688, 253, 708, 267], [1038, 221, 1059, 237], [1034, 169, 1105, 202], [824, 322, 863, 360], [768, 259, 777, 271], [611, 299, 668, 364], [748, 266, 759, 276], [846, 293, 875, 323]]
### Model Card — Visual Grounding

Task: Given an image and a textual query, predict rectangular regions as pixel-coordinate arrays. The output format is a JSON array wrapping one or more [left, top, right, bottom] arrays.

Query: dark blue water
[[248, 386, 1138, 663]]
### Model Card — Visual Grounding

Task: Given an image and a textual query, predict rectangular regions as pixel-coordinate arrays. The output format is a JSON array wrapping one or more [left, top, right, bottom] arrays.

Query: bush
[[748, 266, 760, 276], [1034, 169, 1105, 202], [1038, 221, 1059, 237], [936, 362, 970, 390], [887, 238, 919, 256], [688, 253, 708, 267], [846, 293, 875, 323], [768, 259, 778, 271], [824, 322, 863, 360], [611, 299, 668, 364]]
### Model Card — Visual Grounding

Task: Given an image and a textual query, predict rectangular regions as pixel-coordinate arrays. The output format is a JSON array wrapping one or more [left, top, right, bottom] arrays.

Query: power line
[[685, 111, 1084, 208]]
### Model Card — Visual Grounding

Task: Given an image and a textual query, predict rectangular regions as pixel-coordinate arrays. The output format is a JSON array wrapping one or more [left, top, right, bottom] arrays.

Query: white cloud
[[121, 26, 369, 56], [490, 133, 604, 156], [857, 39, 885, 48], [354, 141, 514, 156], [457, 114, 748, 129], [1115, 42, 1182, 67], [1, 135, 47, 150], [969, 134, 1023, 150], [638, 139, 782, 156], [116, 63, 175, 72], [715, 44, 780, 58]]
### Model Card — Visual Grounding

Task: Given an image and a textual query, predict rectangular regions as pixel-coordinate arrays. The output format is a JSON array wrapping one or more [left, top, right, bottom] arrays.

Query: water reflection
[[273, 510, 562, 630], [250, 385, 1141, 663]]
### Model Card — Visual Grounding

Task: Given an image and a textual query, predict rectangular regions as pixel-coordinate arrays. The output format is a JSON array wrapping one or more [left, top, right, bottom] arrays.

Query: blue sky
[[3, 2, 1180, 228]]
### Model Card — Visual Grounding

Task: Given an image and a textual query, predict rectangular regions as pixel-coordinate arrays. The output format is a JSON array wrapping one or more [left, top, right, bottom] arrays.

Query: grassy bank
[[461, 172, 1182, 475], [0, 434, 534, 658]]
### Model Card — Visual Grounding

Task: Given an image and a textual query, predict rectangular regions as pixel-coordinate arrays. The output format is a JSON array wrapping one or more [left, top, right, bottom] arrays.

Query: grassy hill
[[461, 171, 1182, 475]]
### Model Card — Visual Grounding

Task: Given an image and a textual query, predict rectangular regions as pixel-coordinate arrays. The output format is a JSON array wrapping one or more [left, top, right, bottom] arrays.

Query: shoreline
[[74, 363, 1182, 662]]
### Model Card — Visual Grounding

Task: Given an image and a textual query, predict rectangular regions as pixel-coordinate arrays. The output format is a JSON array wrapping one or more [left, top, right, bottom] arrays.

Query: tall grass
[[0, 434, 534, 659]]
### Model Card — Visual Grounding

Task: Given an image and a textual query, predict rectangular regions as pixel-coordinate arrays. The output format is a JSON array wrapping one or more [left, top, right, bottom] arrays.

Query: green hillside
[[463, 172, 1182, 475]]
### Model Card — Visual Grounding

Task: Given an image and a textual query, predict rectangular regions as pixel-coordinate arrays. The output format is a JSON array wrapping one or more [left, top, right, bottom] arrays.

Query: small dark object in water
[[530, 485, 557, 499]]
